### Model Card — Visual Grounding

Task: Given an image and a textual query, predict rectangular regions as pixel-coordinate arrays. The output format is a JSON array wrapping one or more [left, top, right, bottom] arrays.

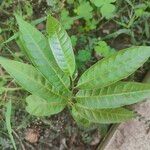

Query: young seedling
[[0, 15, 150, 127]]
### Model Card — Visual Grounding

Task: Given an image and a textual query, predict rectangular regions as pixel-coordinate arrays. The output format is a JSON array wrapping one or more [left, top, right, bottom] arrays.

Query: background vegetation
[[0, 0, 150, 149]]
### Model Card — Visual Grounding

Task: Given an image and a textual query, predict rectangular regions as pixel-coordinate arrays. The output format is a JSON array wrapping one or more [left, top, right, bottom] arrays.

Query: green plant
[[76, 49, 91, 70], [94, 41, 116, 58], [0, 15, 150, 127], [91, 0, 117, 19], [60, 9, 74, 30], [74, 1, 93, 20]]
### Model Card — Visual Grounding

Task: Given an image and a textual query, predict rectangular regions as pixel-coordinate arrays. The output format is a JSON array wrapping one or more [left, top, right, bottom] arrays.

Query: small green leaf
[[92, 0, 116, 7], [135, 8, 145, 17], [71, 35, 77, 47], [94, 41, 116, 57], [92, 0, 105, 7], [26, 95, 66, 116], [75, 2, 93, 20], [76, 50, 91, 70], [77, 82, 150, 109], [100, 4, 116, 19], [46, 15, 75, 76], [60, 9, 74, 30], [77, 46, 150, 89], [76, 50, 91, 62], [91, 0, 116, 19], [85, 19, 98, 30], [75, 104, 135, 124]]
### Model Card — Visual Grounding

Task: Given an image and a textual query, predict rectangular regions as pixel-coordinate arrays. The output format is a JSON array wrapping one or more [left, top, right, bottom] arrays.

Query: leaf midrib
[[77, 48, 149, 88], [77, 89, 150, 99], [5, 63, 67, 100], [20, 26, 70, 92], [50, 32, 69, 73], [77, 107, 133, 121], [51, 26, 74, 75]]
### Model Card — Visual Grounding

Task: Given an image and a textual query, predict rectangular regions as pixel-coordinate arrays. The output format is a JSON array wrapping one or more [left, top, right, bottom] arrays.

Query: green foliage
[[92, 0, 116, 19], [26, 95, 66, 116], [77, 46, 150, 89], [85, 19, 98, 31], [100, 4, 116, 19], [76, 50, 91, 62], [75, 1, 93, 20], [0, 57, 67, 103], [46, 15, 75, 76], [74, 104, 135, 124], [94, 41, 116, 57], [15, 14, 70, 93], [0, 15, 150, 127], [60, 9, 74, 30], [71, 106, 91, 128], [23, 1, 33, 17], [70, 35, 77, 47], [77, 82, 150, 109], [76, 50, 91, 69], [92, 0, 116, 7]]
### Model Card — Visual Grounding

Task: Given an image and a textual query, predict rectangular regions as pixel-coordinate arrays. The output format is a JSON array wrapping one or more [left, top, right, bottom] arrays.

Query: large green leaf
[[15, 15, 70, 92], [26, 95, 66, 116], [76, 82, 150, 109], [46, 15, 75, 76], [74, 104, 135, 124], [77, 46, 150, 89], [0, 57, 66, 103]]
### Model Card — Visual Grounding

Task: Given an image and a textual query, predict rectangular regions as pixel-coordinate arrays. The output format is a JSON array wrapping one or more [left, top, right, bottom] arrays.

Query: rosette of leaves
[[91, 0, 117, 19], [0, 15, 150, 127]]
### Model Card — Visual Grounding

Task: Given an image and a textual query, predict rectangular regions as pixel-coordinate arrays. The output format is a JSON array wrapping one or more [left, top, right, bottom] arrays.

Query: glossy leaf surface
[[74, 104, 135, 124], [15, 15, 70, 92], [77, 82, 150, 109], [26, 95, 66, 116], [77, 46, 150, 89], [0, 57, 66, 103], [46, 15, 75, 76]]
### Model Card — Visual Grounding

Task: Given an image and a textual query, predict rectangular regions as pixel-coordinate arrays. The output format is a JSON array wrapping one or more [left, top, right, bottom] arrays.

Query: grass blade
[[5, 100, 17, 150]]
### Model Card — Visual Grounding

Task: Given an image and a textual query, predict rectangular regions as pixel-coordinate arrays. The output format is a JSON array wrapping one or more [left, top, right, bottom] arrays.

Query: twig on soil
[[13, 130, 26, 150]]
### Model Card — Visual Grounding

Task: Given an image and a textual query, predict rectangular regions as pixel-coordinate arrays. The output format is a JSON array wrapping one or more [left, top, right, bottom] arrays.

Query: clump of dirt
[[19, 110, 101, 149]]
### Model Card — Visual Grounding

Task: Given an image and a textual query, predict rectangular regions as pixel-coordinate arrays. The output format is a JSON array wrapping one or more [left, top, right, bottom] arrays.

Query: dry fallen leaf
[[25, 128, 40, 143]]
